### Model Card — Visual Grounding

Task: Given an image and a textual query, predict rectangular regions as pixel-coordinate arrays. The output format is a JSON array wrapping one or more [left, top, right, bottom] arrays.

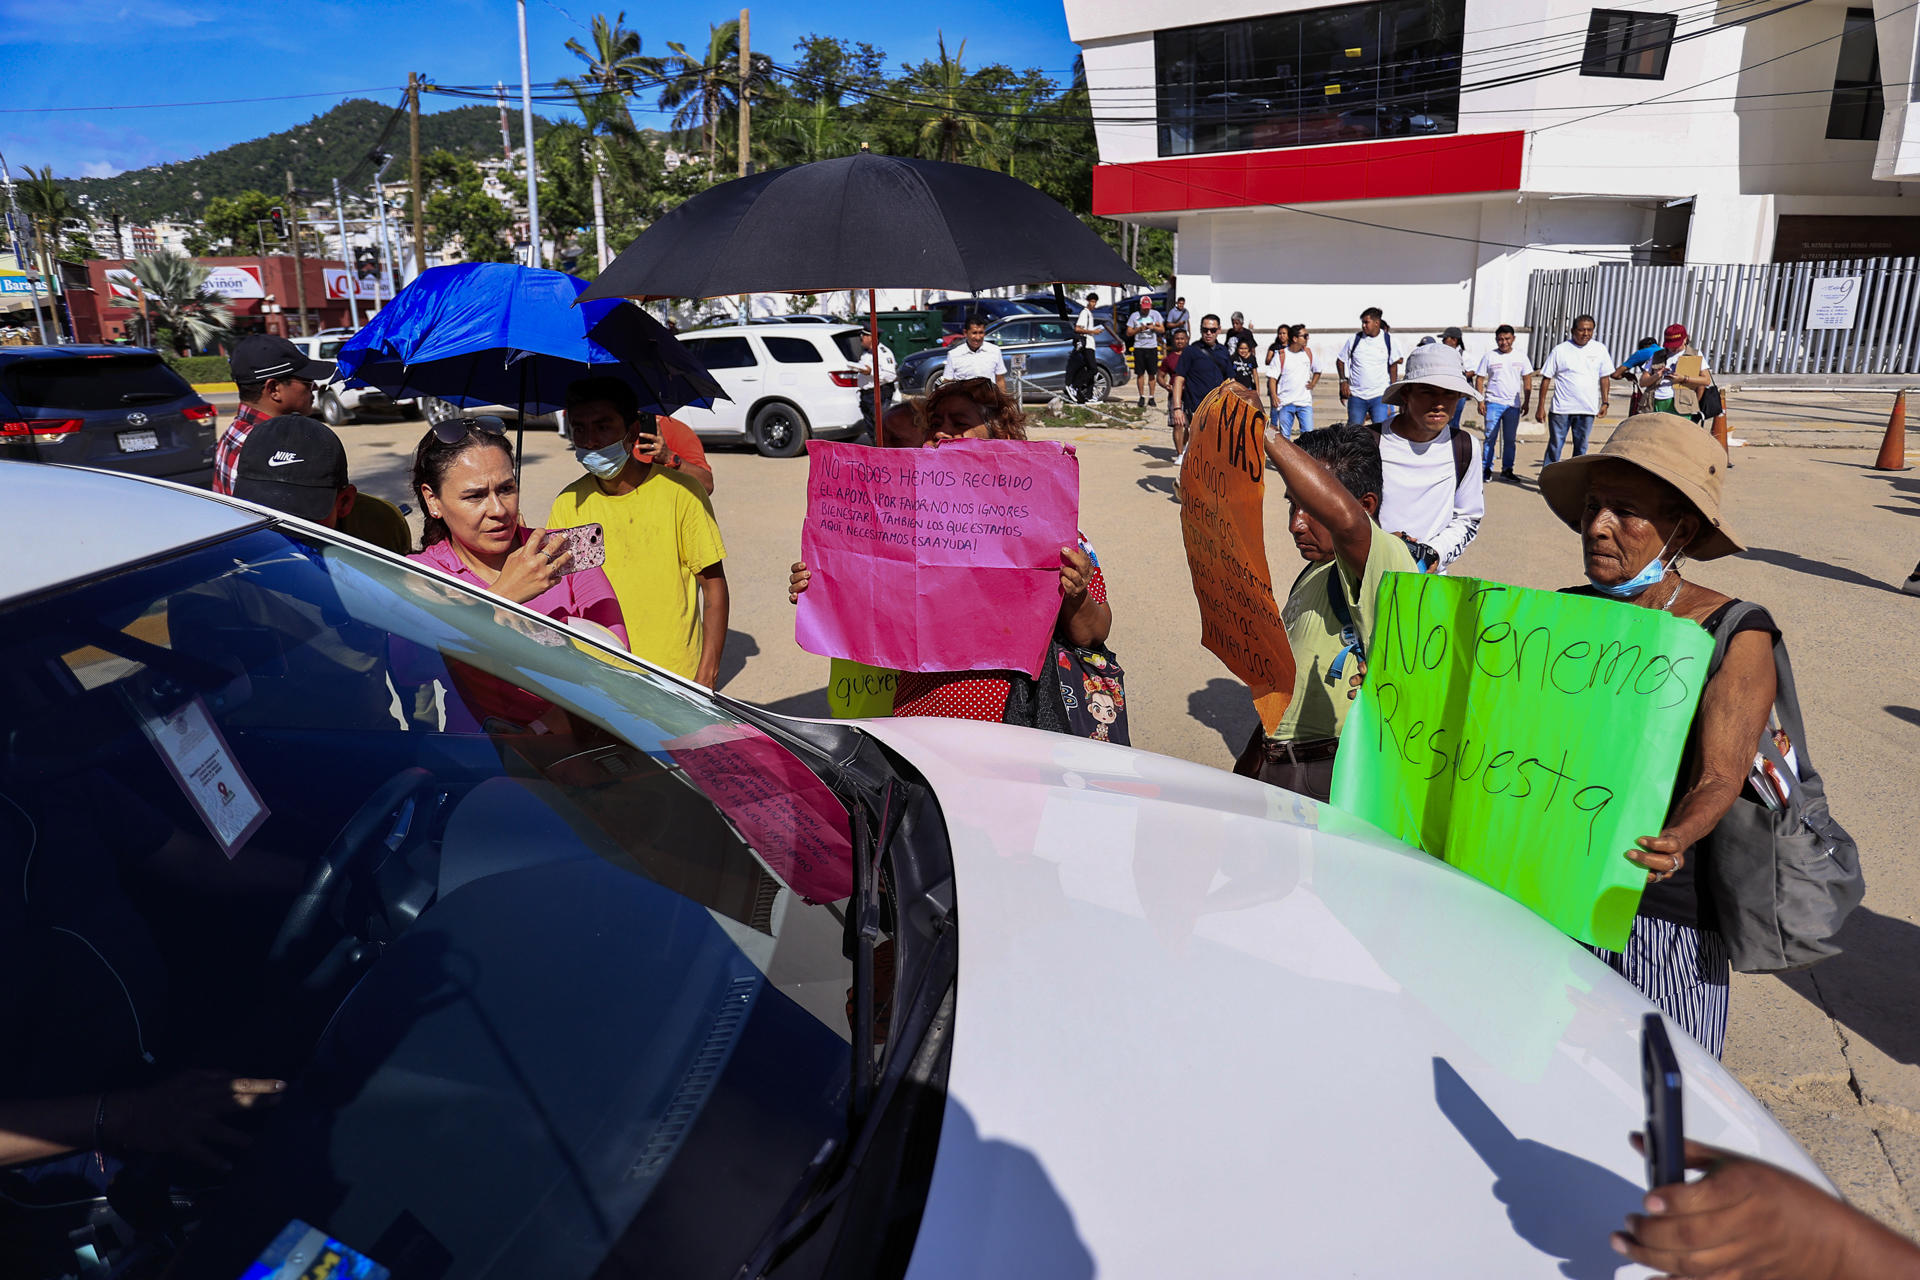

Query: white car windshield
[[0, 526, 861, 1277]]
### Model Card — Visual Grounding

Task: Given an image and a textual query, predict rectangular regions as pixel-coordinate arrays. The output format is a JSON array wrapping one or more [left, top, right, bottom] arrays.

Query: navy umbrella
[[335, 262, 727, 462], [575, 153, 1146, 437]]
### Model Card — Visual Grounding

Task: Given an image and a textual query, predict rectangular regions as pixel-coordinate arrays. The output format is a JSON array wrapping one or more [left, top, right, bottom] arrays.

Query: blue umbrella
[[334, 262, 726, 460]]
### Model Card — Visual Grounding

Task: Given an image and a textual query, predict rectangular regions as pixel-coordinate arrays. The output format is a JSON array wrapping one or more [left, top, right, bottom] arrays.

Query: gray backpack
[[1699, 602, 1863, 972]]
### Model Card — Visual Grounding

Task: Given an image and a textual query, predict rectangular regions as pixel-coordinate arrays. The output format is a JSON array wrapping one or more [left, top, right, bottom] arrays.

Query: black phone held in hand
[[1642, 1012, 1685, 1189]]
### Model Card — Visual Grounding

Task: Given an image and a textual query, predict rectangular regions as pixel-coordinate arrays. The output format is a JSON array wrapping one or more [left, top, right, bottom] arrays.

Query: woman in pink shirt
[[407, 417, 627, 644]]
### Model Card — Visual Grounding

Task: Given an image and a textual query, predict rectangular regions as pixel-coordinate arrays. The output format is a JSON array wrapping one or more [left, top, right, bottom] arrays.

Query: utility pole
[[589, 141, 609, 271], [408, 71, 426, 276], [286, 170, 309, 338], [372, 155, 399, 306], [516, 0, 542, 269], [0, 148, 49, 345], [332, 178, 361, 329], [737, 9, 751, 178]]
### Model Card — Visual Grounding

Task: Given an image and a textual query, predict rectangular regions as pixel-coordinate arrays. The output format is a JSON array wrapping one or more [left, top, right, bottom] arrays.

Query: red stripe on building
[[1093, 131, 1526, 216]]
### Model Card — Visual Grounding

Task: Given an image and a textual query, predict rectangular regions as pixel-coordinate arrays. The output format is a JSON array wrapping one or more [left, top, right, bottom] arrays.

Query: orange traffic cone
[[1873, 390, 1910, 472], [1711, 410, 1732, 468]]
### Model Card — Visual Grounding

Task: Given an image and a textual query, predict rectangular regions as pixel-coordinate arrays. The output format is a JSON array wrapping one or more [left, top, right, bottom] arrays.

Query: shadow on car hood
[[852, 717, 1821, 1279]]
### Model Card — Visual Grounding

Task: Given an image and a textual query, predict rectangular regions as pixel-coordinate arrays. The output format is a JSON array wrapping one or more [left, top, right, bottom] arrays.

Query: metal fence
[[1523, 258, 1920, 376]]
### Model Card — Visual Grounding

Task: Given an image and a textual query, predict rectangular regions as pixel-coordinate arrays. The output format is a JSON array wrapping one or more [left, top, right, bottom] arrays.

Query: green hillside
[[58, 99, 562, 222]]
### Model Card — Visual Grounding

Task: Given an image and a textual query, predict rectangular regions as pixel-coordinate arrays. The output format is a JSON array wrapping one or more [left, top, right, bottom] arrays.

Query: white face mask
[[574, 441, 629, 480]]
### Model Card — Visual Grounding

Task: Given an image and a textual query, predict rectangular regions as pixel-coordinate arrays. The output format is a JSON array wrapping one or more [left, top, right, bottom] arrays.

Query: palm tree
[[564, 83, 643, 270], [909, 35, 994, 165], [564, 11, 658, 128], [657, 20, 739, 172], [15, 166, 77, 339], [762, 95, 851, 167], [109, 253, 233, 354]]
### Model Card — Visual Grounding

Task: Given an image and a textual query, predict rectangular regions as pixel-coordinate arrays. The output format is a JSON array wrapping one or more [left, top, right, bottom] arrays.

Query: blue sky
[[0, 0, 1082, 179]]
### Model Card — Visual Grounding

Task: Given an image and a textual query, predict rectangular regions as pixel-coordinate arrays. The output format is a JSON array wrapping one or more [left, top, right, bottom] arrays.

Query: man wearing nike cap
[[230, 414, 411, 552], [213, 334, 335, 495]]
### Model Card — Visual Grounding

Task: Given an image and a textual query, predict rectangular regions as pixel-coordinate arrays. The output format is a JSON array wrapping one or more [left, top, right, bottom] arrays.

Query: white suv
[[673, 324, 866, 457], [292, 333, 420, 426]]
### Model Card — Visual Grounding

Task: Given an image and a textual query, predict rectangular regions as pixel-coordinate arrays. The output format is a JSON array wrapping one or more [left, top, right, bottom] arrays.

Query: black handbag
[[1002, 641, 1128, 745], [1698, 603, 1863, 972]]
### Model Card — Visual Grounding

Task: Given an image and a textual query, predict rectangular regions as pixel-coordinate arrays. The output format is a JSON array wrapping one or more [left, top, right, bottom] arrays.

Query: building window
[[1825, 8, 1884, 140], [1580, 10, 1677, 79], [1154, 0, 1466, 158]]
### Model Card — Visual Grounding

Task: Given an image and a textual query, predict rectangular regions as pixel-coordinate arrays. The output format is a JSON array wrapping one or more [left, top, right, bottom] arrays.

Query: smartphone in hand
[[552, 523, 605, 574], [1642, 1012, 1686, 1189]]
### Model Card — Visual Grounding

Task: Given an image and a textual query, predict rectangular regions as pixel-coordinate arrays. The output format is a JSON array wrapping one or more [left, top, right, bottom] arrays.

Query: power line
[[0, 86, 408, 114]]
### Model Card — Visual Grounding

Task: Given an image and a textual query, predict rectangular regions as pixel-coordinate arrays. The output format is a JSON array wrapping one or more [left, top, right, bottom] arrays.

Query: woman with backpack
[[1540, 414, 1859, 1057]]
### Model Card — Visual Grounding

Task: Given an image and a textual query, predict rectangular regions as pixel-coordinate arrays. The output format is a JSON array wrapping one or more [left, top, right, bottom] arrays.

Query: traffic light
[[269, 206, 287, 239]]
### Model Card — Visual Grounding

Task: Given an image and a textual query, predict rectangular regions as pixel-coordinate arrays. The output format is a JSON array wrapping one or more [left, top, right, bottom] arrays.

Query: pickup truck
[[292, 331, 419, 426]]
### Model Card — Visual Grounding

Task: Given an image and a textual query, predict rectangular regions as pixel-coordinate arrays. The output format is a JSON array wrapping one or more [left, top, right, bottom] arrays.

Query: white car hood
[[853, 718, 1820, 1279]]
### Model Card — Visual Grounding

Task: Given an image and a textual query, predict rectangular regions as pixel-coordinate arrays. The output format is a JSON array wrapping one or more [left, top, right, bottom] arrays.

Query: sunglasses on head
[[429, 415, 508, 444]]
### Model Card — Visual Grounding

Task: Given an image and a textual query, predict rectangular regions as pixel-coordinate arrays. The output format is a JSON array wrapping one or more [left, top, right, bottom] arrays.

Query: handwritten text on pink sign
[[794, 439, 1079, 678]]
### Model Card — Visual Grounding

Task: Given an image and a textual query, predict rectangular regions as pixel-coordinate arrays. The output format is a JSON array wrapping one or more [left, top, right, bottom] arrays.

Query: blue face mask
[[574, 441, 629, 480], [1588, 532, 1679, 598]]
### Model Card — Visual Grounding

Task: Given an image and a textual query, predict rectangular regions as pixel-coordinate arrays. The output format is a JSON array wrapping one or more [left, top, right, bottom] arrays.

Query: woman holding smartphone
[[408, 416, 628, 645]]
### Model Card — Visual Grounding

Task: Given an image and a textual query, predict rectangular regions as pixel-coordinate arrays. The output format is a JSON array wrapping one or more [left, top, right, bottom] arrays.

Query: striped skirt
[[1586, 915, 1732, 1058]]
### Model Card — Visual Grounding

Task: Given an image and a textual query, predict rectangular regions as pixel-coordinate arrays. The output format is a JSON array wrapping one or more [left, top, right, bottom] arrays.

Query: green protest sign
[[1328, 574, 1713, 951]]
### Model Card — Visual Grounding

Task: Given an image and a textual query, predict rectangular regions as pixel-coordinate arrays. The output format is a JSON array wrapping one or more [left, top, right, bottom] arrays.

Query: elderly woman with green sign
[[1540, 414, 1778, 1058]]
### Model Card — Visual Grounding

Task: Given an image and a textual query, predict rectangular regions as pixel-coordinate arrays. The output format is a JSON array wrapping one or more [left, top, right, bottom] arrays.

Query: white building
[[1066, 0, 1920, 343]]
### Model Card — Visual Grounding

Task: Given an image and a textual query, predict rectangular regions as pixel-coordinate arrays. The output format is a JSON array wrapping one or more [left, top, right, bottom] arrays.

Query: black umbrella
[[576, 153, 1147, 439], [576, 153, 1145, 303]]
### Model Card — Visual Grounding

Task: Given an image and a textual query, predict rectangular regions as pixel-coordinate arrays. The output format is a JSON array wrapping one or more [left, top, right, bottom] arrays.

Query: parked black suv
[[0, 346, 217, 486]]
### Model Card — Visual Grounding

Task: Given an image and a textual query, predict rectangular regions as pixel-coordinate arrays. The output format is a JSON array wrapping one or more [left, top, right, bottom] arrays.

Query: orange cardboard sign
[[1178, 383, 1295, 731]]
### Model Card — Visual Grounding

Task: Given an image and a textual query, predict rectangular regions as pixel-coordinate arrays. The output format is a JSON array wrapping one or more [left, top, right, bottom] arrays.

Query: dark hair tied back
[[411, 425, 515, 550]]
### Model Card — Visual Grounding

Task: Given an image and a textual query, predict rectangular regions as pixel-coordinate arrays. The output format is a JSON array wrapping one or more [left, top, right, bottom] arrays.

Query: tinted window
[[1580, 9, 1677, 79], [1156, 0, 1465, 156], [1031, 320, 1075, 343], [762, 335, 824, 364], [0, 528, 857, 1278], [831, 330, 866, 361], [682, 336, 758, 369], [993, 321, 1035, 345], [318, 340, 347, 359], [1825, 8, 1884, 139], [2, 354, 193, 409]]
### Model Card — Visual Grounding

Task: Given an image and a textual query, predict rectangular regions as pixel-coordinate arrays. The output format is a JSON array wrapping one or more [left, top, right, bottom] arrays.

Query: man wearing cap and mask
[[229, 414, 411, 553], [213, 334, 336, 496], [1371, 343, 1485, 574], [1643, 323, 1713, 422]]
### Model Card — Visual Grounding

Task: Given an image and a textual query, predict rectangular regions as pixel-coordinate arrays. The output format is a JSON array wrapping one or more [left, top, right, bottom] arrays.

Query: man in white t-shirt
[[1373, 343, 1485, 574], [1261, 323, 1322, 440], [1124, 295, 1165, 408], [1066, 291, 1101, 404], [1474, 323, 1534, 483], [1335, 307, 1402, 426], [942, 314, 1007, 392], [1535, 315, 1616, 463]]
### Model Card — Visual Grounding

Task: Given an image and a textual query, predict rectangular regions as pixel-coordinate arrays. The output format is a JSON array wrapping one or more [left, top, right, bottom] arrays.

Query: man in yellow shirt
[[552, 379, 729, 685]]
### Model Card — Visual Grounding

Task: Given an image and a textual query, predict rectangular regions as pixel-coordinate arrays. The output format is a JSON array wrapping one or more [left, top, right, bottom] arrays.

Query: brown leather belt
[[1263, 736, 1340, 764]]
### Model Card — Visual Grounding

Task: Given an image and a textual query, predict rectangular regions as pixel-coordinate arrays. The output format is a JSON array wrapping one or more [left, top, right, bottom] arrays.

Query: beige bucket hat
[[1382, 342, 1481, 406], [1539, 413, 1742, 560]]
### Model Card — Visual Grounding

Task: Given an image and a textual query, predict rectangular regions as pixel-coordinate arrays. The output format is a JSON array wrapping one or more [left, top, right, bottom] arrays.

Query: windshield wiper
[[732, 778, 956, 1279]]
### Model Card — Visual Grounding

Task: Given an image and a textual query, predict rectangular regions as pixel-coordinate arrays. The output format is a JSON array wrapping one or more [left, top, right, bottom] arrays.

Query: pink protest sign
[[664, 723, 855, 904], [794, 439, 1080, 678]]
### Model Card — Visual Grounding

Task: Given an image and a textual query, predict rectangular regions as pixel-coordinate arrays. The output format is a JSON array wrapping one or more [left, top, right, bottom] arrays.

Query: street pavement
[[323, 386, 1920, 1235]]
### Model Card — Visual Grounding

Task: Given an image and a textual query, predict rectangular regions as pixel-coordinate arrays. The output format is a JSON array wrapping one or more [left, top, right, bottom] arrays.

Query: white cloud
[[81, 160, 120, 178]]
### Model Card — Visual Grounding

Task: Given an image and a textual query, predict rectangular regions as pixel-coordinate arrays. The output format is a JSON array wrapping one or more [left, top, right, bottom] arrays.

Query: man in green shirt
[[1234, 423, 1417, 799]]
